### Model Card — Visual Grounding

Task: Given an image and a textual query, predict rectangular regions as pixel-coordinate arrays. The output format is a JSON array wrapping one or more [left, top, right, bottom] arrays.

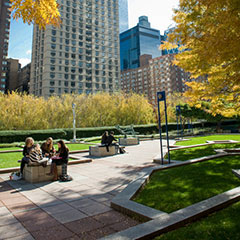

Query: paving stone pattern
[[0, 140, 171, 239]]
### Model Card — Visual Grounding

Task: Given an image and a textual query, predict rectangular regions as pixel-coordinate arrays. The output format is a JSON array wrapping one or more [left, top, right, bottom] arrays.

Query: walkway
[[0, 140, 173, 240]]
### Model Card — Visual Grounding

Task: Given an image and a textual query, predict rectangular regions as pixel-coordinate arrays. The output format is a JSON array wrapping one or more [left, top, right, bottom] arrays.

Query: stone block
[[119, 138, 139, 146], [23, 165, 62, 183], [89, 145, 118, 157]]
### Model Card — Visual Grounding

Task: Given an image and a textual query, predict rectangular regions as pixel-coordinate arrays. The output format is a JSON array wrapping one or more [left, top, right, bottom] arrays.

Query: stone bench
[[23, 163, 62, 183], [119, 137, 139, 146], [89, 145, 118, 157]]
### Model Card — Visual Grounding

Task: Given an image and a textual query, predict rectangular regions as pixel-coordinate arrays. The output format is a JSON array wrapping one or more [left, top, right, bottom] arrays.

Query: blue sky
[[8, 0, 179, 67], [8, 18, 33, 67]]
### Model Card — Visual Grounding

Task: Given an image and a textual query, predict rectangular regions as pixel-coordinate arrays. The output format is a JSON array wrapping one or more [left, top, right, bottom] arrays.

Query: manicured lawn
[[169, 143, 240, 161], [0, 147, 22, 151], [0, 144, 92, 169], [175, 134, 240, 146], [0, 152, 23, 168], [155, 201, 240, 240], [53, 143, 93, 151], [134, 156, 240, 213]]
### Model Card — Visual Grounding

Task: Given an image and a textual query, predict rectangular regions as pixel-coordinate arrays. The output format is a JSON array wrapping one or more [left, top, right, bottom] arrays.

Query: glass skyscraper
[[30, 0, 120, 97], [120, 16, 162, 70], [119, 0, 129, 33]]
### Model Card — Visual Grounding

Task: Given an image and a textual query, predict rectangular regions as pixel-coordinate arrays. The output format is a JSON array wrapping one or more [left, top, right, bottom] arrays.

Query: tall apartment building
[[120, 16, 162, 71], [0, 0, 11, 93], [30, 0, 120, 97], [5, 58, 21, 92], [17, 63, 31, 93], [119, 0, 129, 33], [121, 54, 191, 107]]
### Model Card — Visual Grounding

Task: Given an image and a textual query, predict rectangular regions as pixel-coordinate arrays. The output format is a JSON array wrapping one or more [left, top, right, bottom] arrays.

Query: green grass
[[175, 134, 240, 146], [134, 156, 240, 213], [0, 147, 22, 151], [169, 143, 240, 161], [0, 143, 93, 169], [0, 152, 23, 168], [53, 143, 93, 151], [154, 201, 240, 240]]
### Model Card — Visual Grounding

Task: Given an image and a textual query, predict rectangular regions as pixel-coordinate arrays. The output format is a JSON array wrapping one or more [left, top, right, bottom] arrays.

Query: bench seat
[[119, 137, 139, 146], [89, 145, 118, 157], [23, 164, 62, 183]]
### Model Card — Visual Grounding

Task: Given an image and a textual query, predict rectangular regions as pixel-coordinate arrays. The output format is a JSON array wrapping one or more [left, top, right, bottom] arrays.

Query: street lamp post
[[72, 103, 76, 143]]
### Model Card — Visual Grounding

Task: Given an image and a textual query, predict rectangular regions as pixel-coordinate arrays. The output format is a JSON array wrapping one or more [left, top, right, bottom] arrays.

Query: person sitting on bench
[[41, 137, 55, 158], [101, 131, 109, 145], [20, 137, 34, 177], [28, 144, 44, 164], [106, 131, 118, 152], [48, 140, 69, 181]]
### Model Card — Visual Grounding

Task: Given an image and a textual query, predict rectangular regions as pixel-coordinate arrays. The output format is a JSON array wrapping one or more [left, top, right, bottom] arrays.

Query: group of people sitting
[[101, 131, 125, 154], [20, 137, 70, 181]]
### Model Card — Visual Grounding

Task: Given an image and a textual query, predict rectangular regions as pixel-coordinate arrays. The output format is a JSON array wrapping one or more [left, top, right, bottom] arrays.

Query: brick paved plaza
[[0, 140, 172, 240]]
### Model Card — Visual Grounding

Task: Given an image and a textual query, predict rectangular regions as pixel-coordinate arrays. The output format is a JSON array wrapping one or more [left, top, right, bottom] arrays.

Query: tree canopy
[[10, 0, 61, 29], [163, 0, 240, 117]]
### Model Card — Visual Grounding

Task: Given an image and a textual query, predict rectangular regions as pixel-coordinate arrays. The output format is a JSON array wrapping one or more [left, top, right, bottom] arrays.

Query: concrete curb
[[104, 152, 240, 240], [103, 187, 240, 240]]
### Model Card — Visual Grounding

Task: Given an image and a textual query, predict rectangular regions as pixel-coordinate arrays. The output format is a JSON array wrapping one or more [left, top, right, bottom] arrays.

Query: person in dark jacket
[[48, 140, 69, 181], [106, 131, 118, 152], [107, 131, 117, 145], [20, 137, 34, 175], [101, 131, 108, 145], [41, 137, 55, 158]]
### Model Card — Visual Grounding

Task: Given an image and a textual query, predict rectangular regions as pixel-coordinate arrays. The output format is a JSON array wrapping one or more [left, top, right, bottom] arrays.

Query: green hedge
[[0, 120, 239, 143], [0, 129, 67, 143]]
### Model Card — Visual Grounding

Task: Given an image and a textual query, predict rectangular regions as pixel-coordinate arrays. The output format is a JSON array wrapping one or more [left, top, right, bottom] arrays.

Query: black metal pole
[[164, 99, 171, 164], [157, 100, 164, 165]]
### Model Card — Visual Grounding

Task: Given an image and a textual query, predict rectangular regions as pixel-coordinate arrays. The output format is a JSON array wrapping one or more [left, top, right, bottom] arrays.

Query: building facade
[[0, 0, 11, 93], [30, 0, 120, 97], [5, 58, 21, 92], [121, 54, 191, 107], [119, 0, 128, 33], [17, 63, 31, 93], [120, 16, 162, 71]]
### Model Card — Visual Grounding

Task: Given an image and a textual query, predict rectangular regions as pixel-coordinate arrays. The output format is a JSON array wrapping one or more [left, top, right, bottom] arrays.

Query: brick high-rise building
[[0, 0, 11, 93], [121, 54, 191, 107], [5, 58, 21, 92], [17, 63, 31, 93], [30, 0, 120, 97]]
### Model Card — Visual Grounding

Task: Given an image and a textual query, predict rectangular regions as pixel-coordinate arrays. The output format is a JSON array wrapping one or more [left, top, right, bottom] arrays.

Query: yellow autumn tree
[[0, 92, 155, 130], [10, 0, 61, 29], [162, 0, 240, 117]]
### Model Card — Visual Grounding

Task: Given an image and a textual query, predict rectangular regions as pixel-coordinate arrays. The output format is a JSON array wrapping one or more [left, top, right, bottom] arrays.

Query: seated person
[[48, 140, 69, 181], [20, 137, 34, 176], [106, 131, 118, 152], [28, 144, 44, 164], [107, 131, 117, 145], [101, 131, 109, 145], [41, 137, 55, 158]]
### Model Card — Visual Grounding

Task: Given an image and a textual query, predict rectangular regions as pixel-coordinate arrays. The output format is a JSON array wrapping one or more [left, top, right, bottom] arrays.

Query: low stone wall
[[119, 138, 139, 146], [23, 164, 61, 183], [89, 145, 118, 157]]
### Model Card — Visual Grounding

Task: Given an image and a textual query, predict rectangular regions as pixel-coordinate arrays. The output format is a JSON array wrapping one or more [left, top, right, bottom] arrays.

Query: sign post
[[157, 91, 170, 165], [176, 105, 183, 139], [72, 103, 76, 143]]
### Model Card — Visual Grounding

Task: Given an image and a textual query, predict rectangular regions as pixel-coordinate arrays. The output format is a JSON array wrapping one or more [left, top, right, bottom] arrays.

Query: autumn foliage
[[10, 0, 61, 29], [162, 0, 240, 117], [0, 92, 155, 130]]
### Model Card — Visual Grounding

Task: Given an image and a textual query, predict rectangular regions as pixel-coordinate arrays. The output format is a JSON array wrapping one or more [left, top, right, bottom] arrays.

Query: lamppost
[[72, 103, 76, 143]]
